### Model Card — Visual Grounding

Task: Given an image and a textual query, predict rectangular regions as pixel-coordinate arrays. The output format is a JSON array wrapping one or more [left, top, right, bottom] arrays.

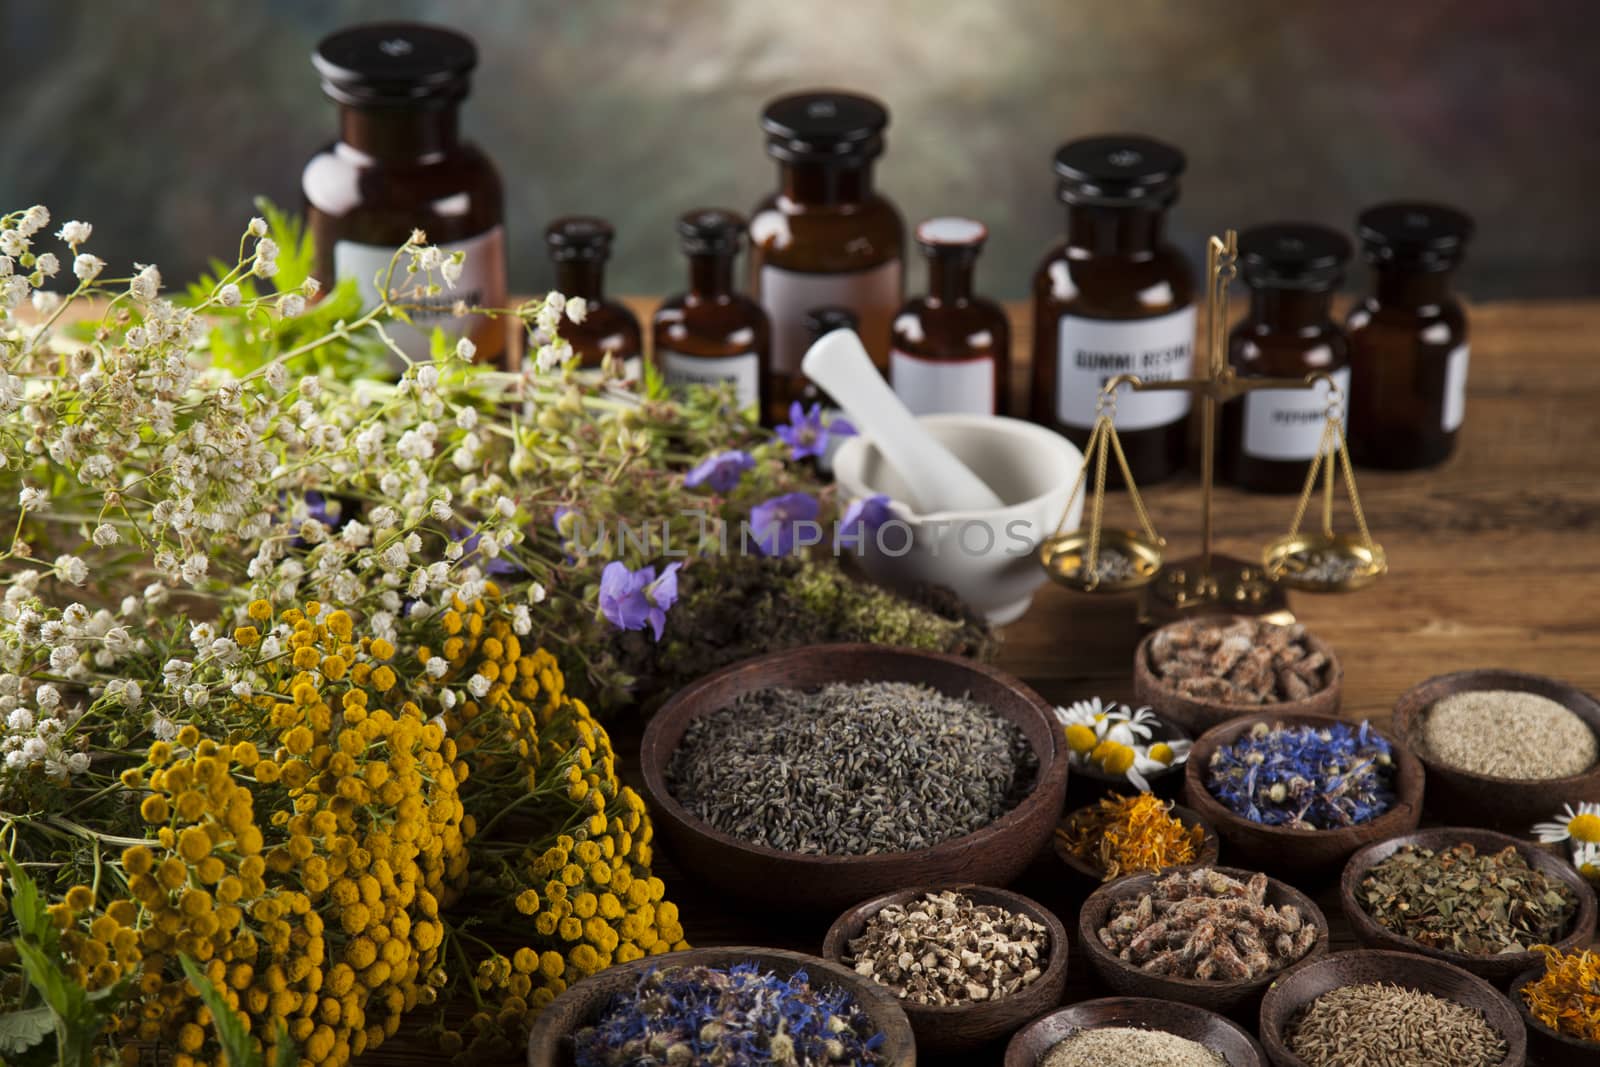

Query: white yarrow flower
[[72, 254, 105, 282], [129, 264, 161, 301], [35, 252, 59, 277], [454, 337, 476, 363], [217, 283, 242, 308], [56, 220, 92, 246], [18, 487, 46, 510], [91, 523, 119, 547], [247, 217, 269, 237], [566, 296, 587, 323]]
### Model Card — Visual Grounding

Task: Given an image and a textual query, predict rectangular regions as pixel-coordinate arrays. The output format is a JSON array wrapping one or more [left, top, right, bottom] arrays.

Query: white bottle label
[[1442, 343, 1469, 432], [1243, 366, 1352, 461], [890, 350, 995, 415], [1055, 307, 1197, 431], [334, 226, 506, 367], [660, 350, 761, 412], [759, 260, 903, 374]]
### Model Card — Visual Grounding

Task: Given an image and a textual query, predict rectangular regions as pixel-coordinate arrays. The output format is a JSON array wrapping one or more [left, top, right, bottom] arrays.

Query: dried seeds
[[845, 890, 1047, 1006], [1041, 1026, 1225, 1067], [1423, 689, 1597, 780], [1148, 617, 1329, 705], [1287, 982, 1508, 1067], [1097, 868, 1318, 981], [665, 681, 1037, 856]]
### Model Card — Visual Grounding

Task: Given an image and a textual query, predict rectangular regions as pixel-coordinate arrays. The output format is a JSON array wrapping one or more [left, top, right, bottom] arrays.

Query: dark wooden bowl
[[1077, 864, 1329, 1022], [820, 884, 1069, 1056], [1004, 996, 1267, 1067], [1133, 619, 1343, 735], [639, 644, 1069, 913], [525, 945, 916, 1067], [1063, 713, 1193, 808], [1511, 966, 1600, 1066], [1258, 950, 1527, 1067], [1052, 802, 1220, 889], [1340, 827, 1598, 986], [1393, 669, 1600, 832], [1182, 712, 1425, 882]]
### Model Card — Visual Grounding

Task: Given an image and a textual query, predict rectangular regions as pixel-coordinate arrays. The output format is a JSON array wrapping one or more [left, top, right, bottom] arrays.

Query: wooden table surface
[[452, 297, 1600, 1063]]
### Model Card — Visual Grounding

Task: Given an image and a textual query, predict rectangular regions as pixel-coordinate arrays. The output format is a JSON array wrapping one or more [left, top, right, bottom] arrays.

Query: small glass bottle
[[751, 90, 905, 426], [652, 209, 770, 417], [1031, 136, 1196, 485], [544, 216, 643, 380], [890, 218, 1011, 416], [801, 306, 859, 474], [1346, 202, 1475, 469], [304, 22, 508, 369], [1221, 224, 1353, 494]]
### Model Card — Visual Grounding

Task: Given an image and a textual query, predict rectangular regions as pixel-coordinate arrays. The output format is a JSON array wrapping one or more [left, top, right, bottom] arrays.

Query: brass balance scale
[[1038, 230, 1386, 622]]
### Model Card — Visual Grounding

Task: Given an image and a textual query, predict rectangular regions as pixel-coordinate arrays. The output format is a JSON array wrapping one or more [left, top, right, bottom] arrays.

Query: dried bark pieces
[[1149, 618, 1329, 705]]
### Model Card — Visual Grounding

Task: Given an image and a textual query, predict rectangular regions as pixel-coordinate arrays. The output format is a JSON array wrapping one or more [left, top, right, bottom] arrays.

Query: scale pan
[[1039, 528, 1164, 593], [1263, 532, 1387, 593]]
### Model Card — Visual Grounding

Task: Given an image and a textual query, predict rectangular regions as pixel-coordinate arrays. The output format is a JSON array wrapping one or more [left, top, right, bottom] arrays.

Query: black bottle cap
[[1054, 136, 1185, 208], [545, 217, 614, 262], [915, 217, 987, 260], [803, 306, 859, 340], [314, 23, 477, 107], [1237, 223, 1352, 291], [762, 91, 888, 164], [1357, 202, 1475, 270], [677, 209, 747, 256]]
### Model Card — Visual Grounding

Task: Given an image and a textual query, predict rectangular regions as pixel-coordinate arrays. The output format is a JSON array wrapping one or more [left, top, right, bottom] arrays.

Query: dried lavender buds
[[1041, 1027, 1226, 1067], [1097, 868, 1318, 981], [1148, 617, 1330, 705], [1205, 720, 1395, 829], [665, 681, 1036, 856], [1286, 982, 1508, 1067], [1423, 689, 1597, 780], [1359, 842, 1580, 955], [573, 963, 885, 1066], [845, 890, 1048, 1006]]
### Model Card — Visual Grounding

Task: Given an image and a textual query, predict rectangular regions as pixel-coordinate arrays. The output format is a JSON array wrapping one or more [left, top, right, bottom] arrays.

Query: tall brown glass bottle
[[890, 218, 1011, 416], [1221, 224, 1353, 494], [304, 22, 507, 370], [750, 90, 905, 427], [544, 217, 643, 380], [1346, 202, 1475, 470], [652, 209, 770, 418]]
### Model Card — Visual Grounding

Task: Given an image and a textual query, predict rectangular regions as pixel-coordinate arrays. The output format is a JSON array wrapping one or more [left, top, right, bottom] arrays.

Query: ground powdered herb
[[845, 890, 1047, 1006], [1423, 689, 1597, 780], [666, 681, 1036, 856], [1521, 945, 1600, 1043], [1040, 1026, 1225, 1067], [1360, 842, 1580, 954], [1286, 982, 1507, 1067], [1057, 793, 1205, 881], [1098, 868, 1317, 981]]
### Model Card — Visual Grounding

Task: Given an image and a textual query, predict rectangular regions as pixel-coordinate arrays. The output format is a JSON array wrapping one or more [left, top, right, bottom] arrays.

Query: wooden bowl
[[525, 945, 916, 1067], [821, 884, 1069, 1057], [1077, 864, 1329, 1022], [1511, 965, 1600, 1066], [640, 644, 1069, 913], [1052, 802, 1220, 889], [1393, 669, 1600, 832], [1182, 713, 1425, 882], [1133, 619, 1343, 735], [1004, 996, 1267, 1067], [1063, 713, 1193, 808], [1340, 827, 1598, 986], [1258, 950, 1527, 1067]]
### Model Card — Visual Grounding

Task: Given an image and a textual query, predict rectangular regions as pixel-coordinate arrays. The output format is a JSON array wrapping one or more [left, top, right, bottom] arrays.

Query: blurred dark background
[[3, 0, 1595, 301]]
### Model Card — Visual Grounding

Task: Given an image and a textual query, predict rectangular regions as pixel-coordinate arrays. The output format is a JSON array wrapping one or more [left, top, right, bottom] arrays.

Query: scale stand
[[1037, 230, 1386, 623]]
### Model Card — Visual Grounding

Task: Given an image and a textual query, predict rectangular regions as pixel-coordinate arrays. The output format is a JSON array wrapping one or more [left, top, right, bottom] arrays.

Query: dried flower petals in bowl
[[1183, 714, 1424, 881], [1057, 698, 1193, 802], [1511, 948, 1600, 1064], [1054, 794, 1219, 886]]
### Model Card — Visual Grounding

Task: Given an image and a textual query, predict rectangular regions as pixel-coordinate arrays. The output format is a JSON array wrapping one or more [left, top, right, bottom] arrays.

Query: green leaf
[[11, 941, 83, 1024], [179, 956, 260, 1067], [1, 856, 48, 946], [0, 1006, 53, 1056], [271, 1022, 295, 1067], [642, 358, 666, 400]]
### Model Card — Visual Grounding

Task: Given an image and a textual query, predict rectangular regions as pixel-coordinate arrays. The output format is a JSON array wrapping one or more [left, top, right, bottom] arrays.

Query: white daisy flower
[[1532, 802, 1600, 845]]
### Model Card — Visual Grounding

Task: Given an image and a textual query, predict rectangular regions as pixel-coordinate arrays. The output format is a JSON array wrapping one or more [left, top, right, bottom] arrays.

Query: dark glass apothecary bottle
[[545, 217, 643, 380], [1221, 224, 1353, 494], [1346, 202, 1475, 470], [652, 209, 770, 418], [750, 90, 905, 426], [1031, 136, 1196, 485], [304, 22, 508, 369], [890, 217, 1011, 416]]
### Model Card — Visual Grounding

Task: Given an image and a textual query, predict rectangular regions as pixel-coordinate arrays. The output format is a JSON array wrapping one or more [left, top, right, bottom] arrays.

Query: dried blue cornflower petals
[[572, 962, 886, 1066], [1204, 720, 1396, 830]]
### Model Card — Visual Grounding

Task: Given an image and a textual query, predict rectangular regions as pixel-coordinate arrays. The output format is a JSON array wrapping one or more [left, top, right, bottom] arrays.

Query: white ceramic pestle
[[801, 329, 1006, 513]]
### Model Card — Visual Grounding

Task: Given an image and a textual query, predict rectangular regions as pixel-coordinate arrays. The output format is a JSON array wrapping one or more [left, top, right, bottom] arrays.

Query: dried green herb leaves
[[1360, 843, 1579, 955]]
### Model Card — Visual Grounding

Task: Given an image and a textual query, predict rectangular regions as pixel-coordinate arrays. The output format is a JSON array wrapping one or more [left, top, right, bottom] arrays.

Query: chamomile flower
[[1533, 802, 1600, 845], [1053, 698, 1187, 792]]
